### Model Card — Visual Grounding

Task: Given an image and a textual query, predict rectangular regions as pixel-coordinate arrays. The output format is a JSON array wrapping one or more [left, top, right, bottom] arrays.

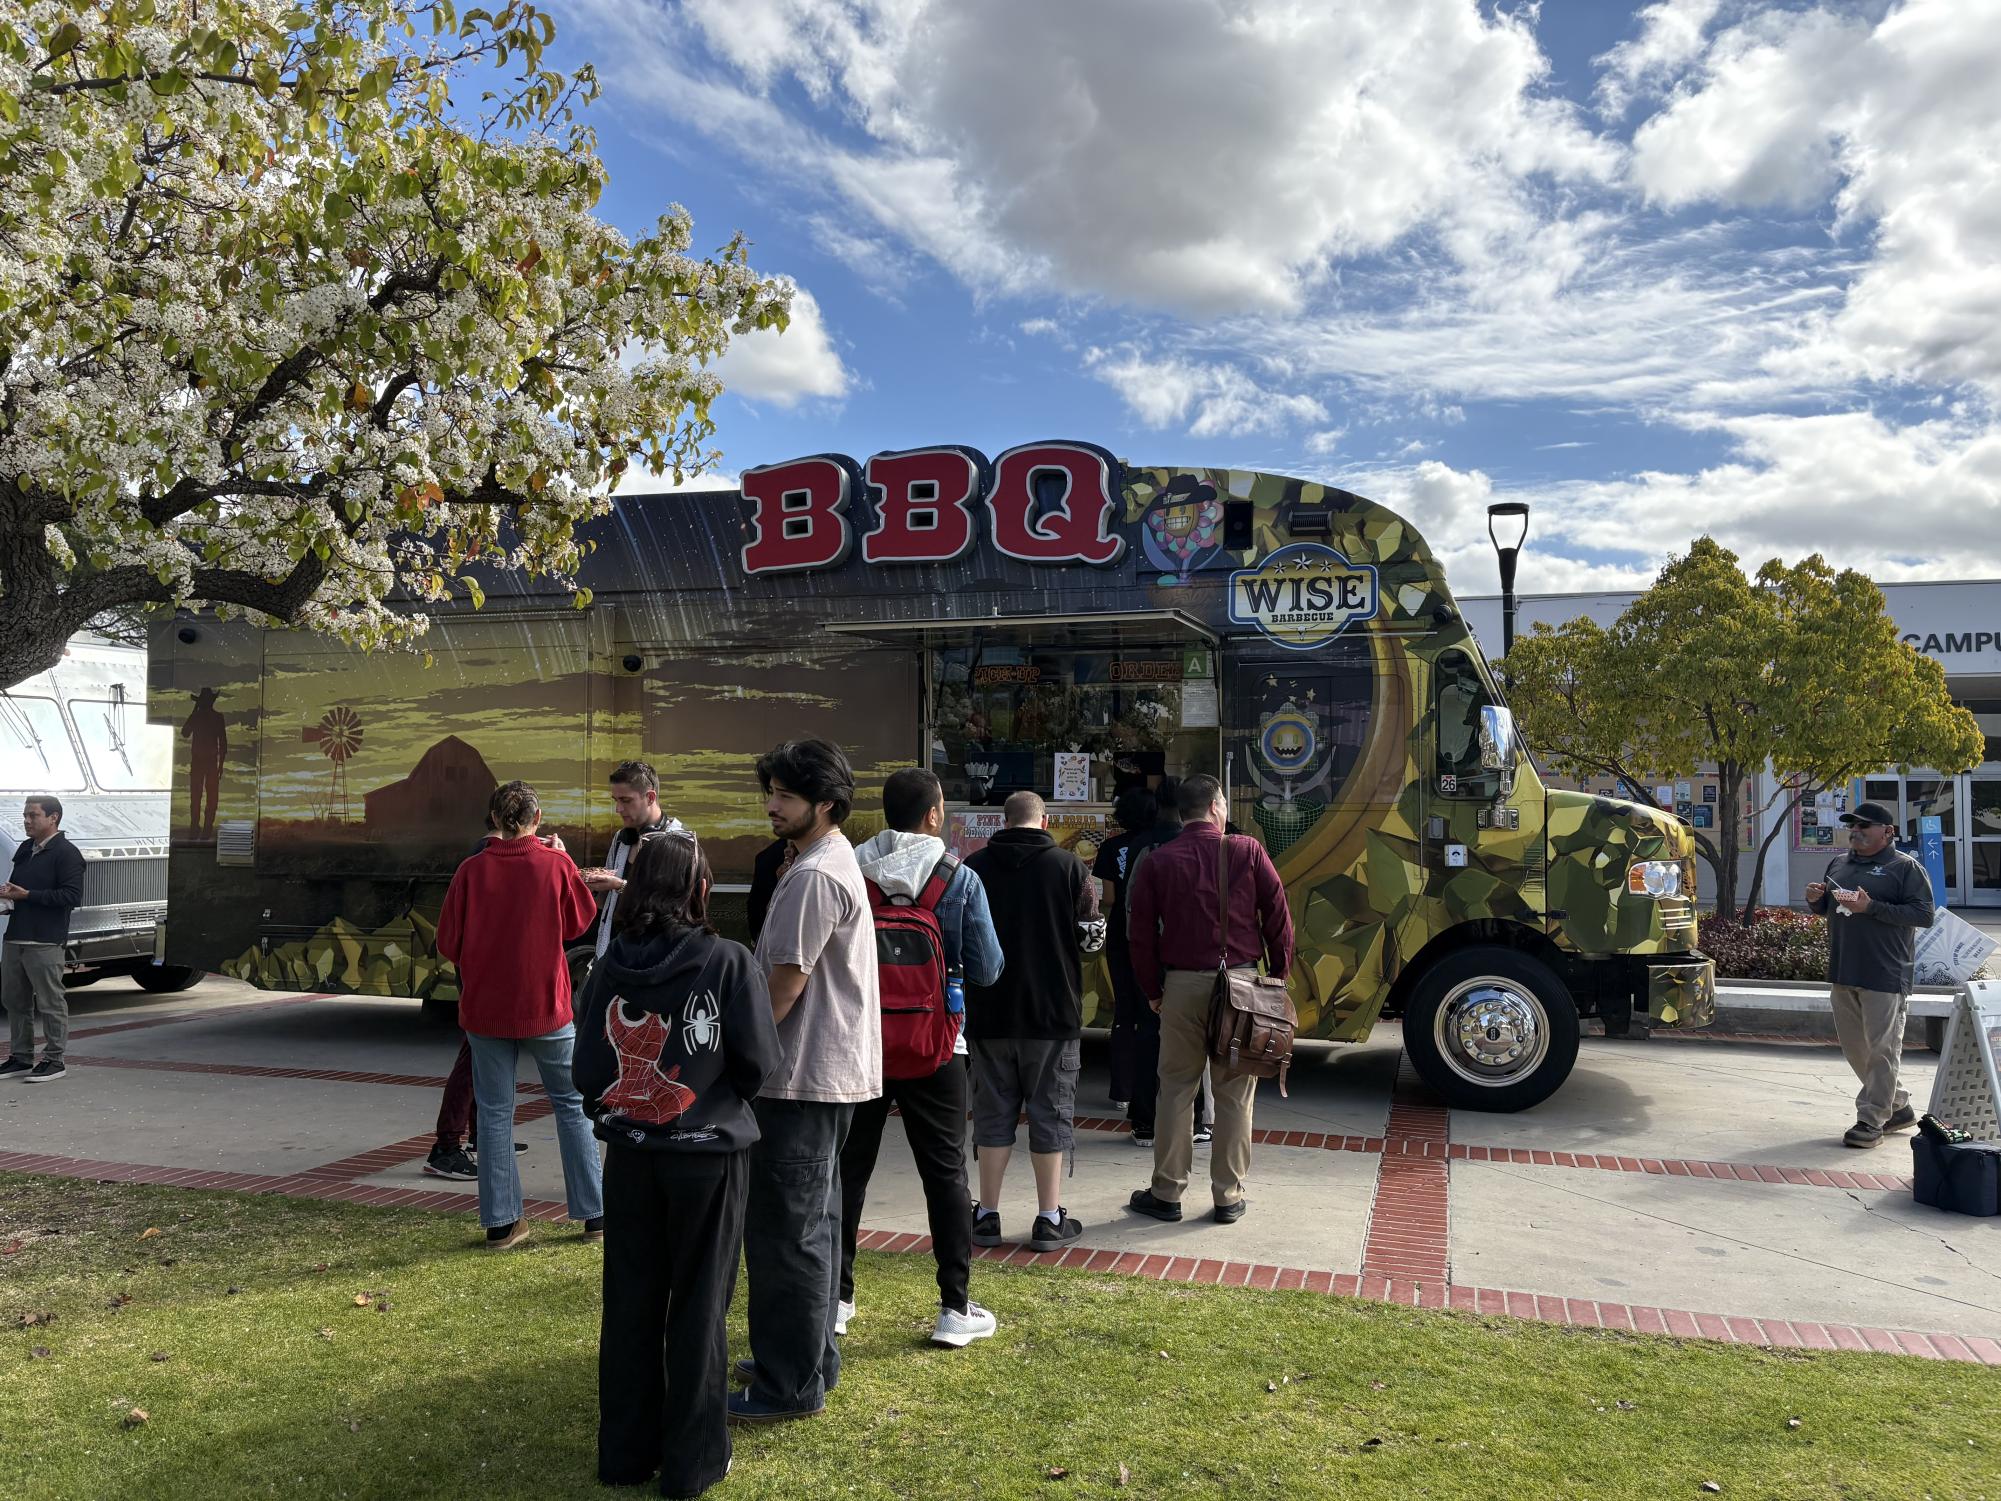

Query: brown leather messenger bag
[[1204, 831, 1297, 1096]]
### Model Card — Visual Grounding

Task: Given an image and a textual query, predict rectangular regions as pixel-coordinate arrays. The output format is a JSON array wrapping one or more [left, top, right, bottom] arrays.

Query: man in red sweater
[[1123, 774, 1293, 1226], [436, 781, 603, 1250]]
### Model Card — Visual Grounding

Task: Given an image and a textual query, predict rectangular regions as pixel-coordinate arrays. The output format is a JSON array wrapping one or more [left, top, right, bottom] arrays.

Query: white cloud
[[579, 0, 1616, 316], [711, 286, 853, 407], [1629, 0, 2001, 394], [1593, 0, 1724, 118], [1083, 345, 1326, 439], [1343, 407, 2001, 597]]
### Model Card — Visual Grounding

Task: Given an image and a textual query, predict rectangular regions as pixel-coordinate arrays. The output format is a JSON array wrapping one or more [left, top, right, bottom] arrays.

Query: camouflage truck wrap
[[152, 442, 1713, 1109]]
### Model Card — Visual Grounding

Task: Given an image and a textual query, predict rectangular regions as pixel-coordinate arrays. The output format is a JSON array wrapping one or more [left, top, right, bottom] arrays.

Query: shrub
[[1699, 907, 1829, 981]]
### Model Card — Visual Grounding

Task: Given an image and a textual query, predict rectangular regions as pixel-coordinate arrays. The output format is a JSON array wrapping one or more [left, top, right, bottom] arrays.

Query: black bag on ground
[[1911, 1135, 2001, 1217]]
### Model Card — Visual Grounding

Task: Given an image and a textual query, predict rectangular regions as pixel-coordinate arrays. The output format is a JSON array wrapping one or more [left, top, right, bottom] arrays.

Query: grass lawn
[[2, 1172, 1995, 1500]]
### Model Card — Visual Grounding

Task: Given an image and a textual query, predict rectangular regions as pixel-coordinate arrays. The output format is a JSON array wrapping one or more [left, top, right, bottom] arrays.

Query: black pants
[[1129, 1008, 1208, 1138], [838, 1056, 972, 1311], [743, 1098, 853, 1412], [598, 1146, 747, 1497]]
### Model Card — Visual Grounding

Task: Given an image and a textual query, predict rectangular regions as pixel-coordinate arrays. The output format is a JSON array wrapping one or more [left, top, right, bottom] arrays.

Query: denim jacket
[[853, 830, 1004, 986]]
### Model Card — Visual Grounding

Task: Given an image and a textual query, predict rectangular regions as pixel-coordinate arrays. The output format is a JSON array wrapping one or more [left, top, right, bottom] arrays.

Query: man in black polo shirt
[[963, 791, 1103, 1250], [2, 795, 87, 1082], [1804, 800, 1935, 1149]]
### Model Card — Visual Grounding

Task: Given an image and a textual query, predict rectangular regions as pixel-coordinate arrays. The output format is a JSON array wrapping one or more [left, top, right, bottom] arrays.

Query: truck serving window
[[1434, 649, 1497, 799], [0, 695, 87, 792], [70, 697, 174, 792]]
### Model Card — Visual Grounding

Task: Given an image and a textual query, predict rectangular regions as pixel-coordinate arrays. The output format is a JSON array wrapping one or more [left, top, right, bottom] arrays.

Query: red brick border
[[65, 992, 329, 1041], [1359, 1053, 1451, 1286], [59, 1050, 1915, 1194], [1, 1149, 1989, 1365], [1065, 1111, 1912, 1192]]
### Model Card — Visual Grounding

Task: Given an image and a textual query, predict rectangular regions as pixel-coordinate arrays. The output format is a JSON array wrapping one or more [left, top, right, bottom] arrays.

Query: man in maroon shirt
[[1123, 774, 1293, 1225]]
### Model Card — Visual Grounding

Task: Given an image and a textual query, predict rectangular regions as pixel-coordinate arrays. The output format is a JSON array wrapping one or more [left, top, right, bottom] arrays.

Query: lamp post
[[1486, 501, 1530, 663]]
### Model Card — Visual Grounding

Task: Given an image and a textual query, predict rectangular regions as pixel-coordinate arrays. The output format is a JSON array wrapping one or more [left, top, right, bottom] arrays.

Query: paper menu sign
[[1052, 751, 1091, 803]]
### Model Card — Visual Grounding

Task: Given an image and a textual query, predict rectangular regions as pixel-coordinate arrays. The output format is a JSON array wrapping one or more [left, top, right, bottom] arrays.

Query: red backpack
[[867, 853, 961, 1081]]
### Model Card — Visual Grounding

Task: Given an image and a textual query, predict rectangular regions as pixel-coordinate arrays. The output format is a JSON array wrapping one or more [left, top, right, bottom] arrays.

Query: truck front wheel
[[1403, 948, 1580, 1112]]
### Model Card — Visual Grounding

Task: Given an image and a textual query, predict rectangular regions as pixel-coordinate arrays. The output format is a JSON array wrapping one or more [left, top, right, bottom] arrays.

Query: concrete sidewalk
[[4, 975, 1997, 1363]]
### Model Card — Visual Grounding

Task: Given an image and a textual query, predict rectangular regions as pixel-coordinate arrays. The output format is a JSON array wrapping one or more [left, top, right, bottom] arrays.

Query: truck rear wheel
[[1403, 948, 1579, 1112], [135, 965, 204, 994]]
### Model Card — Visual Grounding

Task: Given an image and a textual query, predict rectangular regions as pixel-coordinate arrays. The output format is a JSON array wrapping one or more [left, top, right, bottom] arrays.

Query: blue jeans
[[468, 1026, 604, 1229]]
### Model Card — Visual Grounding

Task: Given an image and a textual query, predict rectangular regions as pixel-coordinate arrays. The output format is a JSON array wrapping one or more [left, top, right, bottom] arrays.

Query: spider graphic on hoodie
[[599, 992, 720, 1125]]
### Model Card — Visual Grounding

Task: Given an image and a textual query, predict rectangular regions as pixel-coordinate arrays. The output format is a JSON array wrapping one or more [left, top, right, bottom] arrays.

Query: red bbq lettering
[[740, 456, 855, 575], [987, 442, 1125, 567], [861, 448, 983, 564]]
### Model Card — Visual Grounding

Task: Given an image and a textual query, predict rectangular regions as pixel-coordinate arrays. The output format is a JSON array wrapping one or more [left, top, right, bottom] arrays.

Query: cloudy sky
[[561, 0, 2001, 597]]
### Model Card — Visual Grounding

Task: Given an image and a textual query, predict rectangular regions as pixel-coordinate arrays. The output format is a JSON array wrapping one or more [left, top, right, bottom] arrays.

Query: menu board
[[1052, 750, 1091, 803]]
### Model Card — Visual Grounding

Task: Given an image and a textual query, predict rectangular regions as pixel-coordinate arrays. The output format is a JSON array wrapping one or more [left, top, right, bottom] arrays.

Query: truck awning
[[822, 608, 1217, 649]]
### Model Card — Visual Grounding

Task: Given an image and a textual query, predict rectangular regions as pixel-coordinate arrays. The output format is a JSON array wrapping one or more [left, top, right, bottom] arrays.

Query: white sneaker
[[834, 1299, 855, 1336], [930, 1301, 998, 1348]]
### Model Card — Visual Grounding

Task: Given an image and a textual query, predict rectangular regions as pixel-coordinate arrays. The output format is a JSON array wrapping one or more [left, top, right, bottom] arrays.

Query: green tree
[[1505, 537, 1982, 920], [0, 0, 791, 689]]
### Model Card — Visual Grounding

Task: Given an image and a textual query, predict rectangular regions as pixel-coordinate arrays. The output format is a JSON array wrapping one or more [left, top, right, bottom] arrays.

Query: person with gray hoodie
[[839, 767, 1004, 1349]]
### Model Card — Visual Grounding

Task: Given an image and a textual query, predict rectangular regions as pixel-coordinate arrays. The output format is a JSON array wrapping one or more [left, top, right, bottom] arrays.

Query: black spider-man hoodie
[[573, 924, 780, 1155]]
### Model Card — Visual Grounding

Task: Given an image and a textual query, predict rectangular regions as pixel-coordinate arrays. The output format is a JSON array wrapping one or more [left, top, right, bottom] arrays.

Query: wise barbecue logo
[[1228, 544, 1379, 650]]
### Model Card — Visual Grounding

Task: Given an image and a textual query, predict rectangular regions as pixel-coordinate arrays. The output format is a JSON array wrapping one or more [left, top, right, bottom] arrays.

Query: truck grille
[[80, 856, 166, 909]]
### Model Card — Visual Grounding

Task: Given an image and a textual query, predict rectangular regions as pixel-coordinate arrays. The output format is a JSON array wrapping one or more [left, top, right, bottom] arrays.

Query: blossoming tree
[[0, 0, 790, 689]]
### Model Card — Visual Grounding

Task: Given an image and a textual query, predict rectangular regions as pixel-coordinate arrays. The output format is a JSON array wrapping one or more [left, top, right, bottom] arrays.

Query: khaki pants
[[1829, 984, 1910, 1128], [1150, 969, 1258, 1208], [3, 941, 68, 1064]]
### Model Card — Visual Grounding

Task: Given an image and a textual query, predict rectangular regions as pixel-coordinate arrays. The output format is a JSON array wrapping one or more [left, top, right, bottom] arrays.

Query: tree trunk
[[1739, 783, 1814, 923], [0, 511, 73, 689], [1712, 762, 1742, 919]]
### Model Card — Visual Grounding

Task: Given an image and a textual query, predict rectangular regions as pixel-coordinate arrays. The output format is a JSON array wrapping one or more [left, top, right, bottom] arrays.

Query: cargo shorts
[[969, 1038, 1080, 1154]]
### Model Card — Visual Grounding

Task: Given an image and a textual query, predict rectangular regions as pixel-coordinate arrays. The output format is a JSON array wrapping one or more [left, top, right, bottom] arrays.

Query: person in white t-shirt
[[730, 739, 878, 1425]]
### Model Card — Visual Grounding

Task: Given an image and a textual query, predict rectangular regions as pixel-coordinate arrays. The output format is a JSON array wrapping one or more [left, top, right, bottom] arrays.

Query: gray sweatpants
[[3, 940, 68, 1063], [1829, 984, 1910, 1128]]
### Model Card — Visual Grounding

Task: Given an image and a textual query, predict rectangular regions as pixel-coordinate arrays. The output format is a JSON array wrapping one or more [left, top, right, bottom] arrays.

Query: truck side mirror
[[1478, 705, 1518, 773]]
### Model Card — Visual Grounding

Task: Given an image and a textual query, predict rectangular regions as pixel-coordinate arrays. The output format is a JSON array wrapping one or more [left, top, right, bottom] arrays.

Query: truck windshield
[[0, 695, 87, 792], [70, 696, 173, 792]]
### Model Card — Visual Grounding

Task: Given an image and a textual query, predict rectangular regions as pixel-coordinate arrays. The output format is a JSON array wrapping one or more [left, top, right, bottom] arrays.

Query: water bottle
[[945, 971, 966, 1015]]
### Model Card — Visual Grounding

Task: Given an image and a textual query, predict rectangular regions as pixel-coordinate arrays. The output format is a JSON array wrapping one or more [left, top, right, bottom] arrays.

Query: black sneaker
[[0, 1056, 31, 1078], [25, 1059, 67, 1083], [463, 1141, 529, 1162], [1130, 1130, 1154, 1148], [1126, 1188, 1182, 1222], [1213, 1199, 1248, 1224], [971, 1208, 1004, 1247], [424, 1146, 477, 1180], [1029, 1210, 1084, 1250], [1193, 1124, 1213, 1145], [1883, 1105, 1918, 1133], [1842, 1119, 1883, 1149]]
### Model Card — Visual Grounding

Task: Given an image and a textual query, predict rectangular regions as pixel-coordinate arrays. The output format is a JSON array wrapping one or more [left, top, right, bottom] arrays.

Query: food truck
[[148, 441, 1714, 1109]]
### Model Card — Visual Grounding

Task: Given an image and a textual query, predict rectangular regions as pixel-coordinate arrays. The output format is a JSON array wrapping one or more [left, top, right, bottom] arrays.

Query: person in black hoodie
[[962, 791, 1103, 1250], [574, 829, 779, 1498]]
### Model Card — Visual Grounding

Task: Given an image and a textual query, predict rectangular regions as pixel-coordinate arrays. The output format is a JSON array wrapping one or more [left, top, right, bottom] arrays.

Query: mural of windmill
[[301, 706, 365, 822]]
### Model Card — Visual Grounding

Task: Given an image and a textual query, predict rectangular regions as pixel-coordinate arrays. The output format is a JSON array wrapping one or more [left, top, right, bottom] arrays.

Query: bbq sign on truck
[[151, 441, 1715, 1111]]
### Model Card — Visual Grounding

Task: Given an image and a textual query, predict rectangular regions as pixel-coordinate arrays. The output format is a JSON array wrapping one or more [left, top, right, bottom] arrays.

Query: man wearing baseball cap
[[1804, 801, 1935, 1148]]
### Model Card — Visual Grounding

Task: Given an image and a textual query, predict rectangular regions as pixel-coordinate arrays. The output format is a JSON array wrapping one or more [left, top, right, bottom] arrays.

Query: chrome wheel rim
[[1433, 978, 1550, 1088]]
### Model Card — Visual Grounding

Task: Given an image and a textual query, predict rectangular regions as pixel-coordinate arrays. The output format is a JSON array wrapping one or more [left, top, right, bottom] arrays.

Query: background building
[[1462, 581, 2001, 912]]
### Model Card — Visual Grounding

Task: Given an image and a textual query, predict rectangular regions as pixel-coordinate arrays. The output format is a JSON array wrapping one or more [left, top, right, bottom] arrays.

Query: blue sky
[[551, 0, 2001, 596]]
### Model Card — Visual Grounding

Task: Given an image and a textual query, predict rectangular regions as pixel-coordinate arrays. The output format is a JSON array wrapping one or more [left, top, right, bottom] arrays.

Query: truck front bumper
[[1646, 955, 1717, 1029]]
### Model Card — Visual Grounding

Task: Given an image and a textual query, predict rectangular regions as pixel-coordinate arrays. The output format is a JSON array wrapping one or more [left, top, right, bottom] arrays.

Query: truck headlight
[[1626, 860, 1683, 898]]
